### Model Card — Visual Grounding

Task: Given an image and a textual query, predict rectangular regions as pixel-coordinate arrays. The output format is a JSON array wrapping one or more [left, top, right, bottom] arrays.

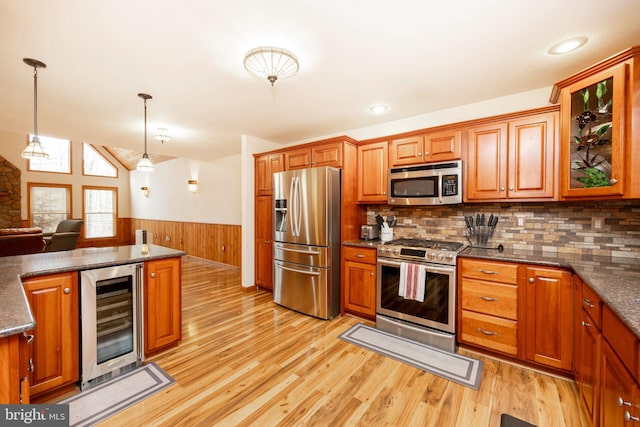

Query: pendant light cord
[[143, 98, 148, 155], [33, 66, 38, 138]]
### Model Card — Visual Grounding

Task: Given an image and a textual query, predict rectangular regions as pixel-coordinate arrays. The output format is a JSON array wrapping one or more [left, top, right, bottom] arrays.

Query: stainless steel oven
[[376, 238, 462, 352], [80, 263, 144, 389]]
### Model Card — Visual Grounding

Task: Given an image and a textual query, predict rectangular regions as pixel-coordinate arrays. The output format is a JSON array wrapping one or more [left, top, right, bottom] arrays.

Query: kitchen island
[[0, 244, 185, 404]]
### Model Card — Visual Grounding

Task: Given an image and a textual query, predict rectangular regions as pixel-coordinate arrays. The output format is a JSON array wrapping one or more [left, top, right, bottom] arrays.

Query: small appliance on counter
[[360, 224, 380, 240]]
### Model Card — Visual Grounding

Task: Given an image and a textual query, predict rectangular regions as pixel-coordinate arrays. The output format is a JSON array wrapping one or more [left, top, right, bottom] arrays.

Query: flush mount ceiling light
[[548, 36, 588, 55], [155, 128, 170, 144], [243, 46, 299, 86], [22, 58, 49, 159], [136, 93, 154, 172], [369, 104, 388, 114]]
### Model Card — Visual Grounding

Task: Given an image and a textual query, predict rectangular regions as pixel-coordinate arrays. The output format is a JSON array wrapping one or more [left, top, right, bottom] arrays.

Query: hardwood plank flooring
[[100, 256, 589, 426]]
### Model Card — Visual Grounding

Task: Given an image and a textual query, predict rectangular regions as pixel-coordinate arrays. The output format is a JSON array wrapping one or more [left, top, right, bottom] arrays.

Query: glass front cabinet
[[552, 46, 640, 199]]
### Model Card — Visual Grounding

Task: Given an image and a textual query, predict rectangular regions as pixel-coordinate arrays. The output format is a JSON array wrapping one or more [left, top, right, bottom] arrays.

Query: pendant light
[[22, 58, 49, 159], [136, 93, 154, 171]]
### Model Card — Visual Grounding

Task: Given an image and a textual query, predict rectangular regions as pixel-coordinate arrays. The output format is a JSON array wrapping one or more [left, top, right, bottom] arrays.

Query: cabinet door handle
[[478, 269, 498, 275], [370, 272, 374, 276], [610, 178, 618, 185], [618, 397, 632, 407], [28, 357, 34, 372], [355, 254, 366, 258], [23, 332, 34, 344], [478, 295, 498, 301], [477, 328, 498, 336], [509, 186, 514, 191], [583, 298, 594, 308], [417, 152, 422, 156], [64, 287, 71, 294], [581, 320, 592, 328], [528, 278, 535, 283], [150, 272, 156, 278], [424, 151, 429, 156], [624, 411, 640, 422], [500, 186, 505, 191]]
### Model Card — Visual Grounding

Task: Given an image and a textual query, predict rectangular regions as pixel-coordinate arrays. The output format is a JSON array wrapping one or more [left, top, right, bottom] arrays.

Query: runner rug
[[339, 323, 483, 389], [58, 362, 175, 427]]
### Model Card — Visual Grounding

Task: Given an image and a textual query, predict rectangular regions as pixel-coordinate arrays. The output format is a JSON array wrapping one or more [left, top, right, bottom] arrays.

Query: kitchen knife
[[480, 213, 485, 226], [375, 215, 385, 225]]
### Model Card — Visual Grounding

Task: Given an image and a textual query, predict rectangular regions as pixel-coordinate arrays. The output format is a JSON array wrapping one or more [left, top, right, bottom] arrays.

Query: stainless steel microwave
[[388, 160, 462, 205]]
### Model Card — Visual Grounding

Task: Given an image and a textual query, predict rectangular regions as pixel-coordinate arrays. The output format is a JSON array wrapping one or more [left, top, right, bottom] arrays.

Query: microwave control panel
[[442, 174, 458, 196]]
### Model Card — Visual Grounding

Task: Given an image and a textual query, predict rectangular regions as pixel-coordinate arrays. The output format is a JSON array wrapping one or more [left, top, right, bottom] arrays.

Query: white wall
[[0, 129, 131, 220], [240, 134, 281, 287], [129, 154, 242, 224]]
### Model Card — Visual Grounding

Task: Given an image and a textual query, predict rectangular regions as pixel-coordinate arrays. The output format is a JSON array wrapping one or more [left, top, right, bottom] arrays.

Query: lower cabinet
[[21, 272, 79, 399], [600, 340, 640, 427], [144, 257, 182, 354], [0, 333, 31, 404], [341, 245, 377, 319], [458, 258, 573, 372]]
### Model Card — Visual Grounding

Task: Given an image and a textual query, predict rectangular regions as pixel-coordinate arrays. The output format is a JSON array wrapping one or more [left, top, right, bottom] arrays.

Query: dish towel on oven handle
[[399, 262, 427, 302]]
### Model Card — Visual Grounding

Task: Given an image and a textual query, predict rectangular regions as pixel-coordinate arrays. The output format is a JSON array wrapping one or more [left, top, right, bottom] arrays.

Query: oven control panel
[[377, 245, 457, 265]]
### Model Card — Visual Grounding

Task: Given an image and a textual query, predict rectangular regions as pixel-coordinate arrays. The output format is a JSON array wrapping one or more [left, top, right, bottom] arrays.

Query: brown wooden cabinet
[[389, 129, 461, 166], [255, 153, 283, 195], [600, 340, 640, 427], [0, 333, 31, 404], [465, 110, 557, 201], [22, 272, 79, 398], [357, 141, 388, 203], [574, 276, 603, 427], [524, 265, 573, 371], [458, 258, 520, 356], [255, 195, 274, 290], [144, 257, 182, 354], [552, 47, 640, 200], [341, 245, 377, 319], [285, 141, 343, 170]]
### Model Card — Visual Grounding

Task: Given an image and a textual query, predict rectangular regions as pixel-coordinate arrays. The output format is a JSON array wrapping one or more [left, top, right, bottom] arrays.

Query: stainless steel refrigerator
[[272, 166, 341, 320]]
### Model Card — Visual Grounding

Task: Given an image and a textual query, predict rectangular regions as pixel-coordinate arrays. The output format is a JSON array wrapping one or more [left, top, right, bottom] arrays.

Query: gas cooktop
[[378, 238, 464, 265], [382, 238, 463, 251]]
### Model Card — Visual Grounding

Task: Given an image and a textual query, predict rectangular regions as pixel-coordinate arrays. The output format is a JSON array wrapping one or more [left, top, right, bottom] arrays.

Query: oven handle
[[376, 258, 455, 274]]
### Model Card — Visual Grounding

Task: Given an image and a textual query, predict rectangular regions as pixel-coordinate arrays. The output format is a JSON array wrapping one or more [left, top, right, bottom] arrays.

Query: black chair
[[43, 220, 84, 252]]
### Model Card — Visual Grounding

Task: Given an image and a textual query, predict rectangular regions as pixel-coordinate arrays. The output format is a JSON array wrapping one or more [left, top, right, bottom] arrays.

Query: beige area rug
[[339, 323, 483, 389], [57, 362, 174, 427]]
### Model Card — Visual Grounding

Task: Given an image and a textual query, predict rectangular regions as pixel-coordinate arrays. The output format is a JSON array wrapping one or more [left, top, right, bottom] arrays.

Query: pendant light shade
[[136, 93, 154, 172], [22, 58, 49, 159]]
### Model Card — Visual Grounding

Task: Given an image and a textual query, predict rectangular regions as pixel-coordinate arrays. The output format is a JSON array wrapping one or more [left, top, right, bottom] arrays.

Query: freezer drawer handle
[[276, 264, 321, 276], [278, 246, 321, 255]]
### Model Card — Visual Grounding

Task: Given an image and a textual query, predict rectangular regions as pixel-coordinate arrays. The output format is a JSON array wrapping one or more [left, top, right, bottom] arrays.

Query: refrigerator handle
[[294, 176, 302, 236], [289, 176, 297, 236], [275, 263, 321, 276]]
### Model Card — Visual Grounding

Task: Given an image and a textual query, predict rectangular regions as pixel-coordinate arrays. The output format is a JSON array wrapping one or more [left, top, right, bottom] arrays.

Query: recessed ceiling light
[[369, 104, 388, 114], [548, 36, 588, 55]]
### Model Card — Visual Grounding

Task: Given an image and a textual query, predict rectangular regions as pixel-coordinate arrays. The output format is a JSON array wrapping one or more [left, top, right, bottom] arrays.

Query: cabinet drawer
[[460, 278, 517, 320], [342, 246, 376, 264], [460, 310, 518, 356], [459, 259, 518, 284], [603, 305, 638, 379], [581, 282, 602, 328]]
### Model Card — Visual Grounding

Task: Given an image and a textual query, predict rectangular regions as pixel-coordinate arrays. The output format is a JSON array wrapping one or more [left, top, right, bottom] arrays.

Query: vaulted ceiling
[[1, 1, 640, 166]]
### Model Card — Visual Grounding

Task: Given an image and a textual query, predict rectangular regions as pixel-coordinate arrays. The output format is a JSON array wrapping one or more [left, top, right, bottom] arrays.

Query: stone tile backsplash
[[367, 200, 640, 258]]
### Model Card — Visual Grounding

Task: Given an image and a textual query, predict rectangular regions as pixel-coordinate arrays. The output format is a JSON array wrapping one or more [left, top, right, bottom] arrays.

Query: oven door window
[[379, 264, 449, 324], [390, 176, 438, 198], [96, 276, 134, 364]]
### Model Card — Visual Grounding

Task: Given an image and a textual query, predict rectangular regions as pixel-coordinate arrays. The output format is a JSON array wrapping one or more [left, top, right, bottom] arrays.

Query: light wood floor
[[102, 256, 589, 427]]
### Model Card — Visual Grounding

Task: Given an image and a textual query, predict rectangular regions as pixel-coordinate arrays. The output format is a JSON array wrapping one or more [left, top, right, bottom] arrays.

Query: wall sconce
[[141, 186, 149, 197], [187, 180, 198, 193]]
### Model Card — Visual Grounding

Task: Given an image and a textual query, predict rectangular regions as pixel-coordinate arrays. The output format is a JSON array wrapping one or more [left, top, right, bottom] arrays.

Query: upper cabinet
[[551, 46, 640, 200], [389, 129, 461, 167], [465, 109, 558, 202], [255, 153, 284, 196], [357, 141, 388, 203], [285, 141, 343, 170]]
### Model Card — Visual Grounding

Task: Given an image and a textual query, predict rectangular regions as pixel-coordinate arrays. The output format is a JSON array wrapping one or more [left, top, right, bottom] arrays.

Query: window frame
[[27, 183, 72, 233], [82, 185, 118, 240], [82, 143, 119, 178], [26, 135, 72, 175]]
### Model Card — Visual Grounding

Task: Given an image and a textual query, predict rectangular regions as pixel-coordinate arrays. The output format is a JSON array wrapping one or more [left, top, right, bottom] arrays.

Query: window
[[27, 135, 71, 173], [83, 186, 117, 238], [28, 183, 72, 233], [83, 143, 117, 177]]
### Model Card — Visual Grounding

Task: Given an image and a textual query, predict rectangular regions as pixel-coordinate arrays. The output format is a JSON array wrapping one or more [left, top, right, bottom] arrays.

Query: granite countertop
[[0, 244, 186, 338], [460, 247, 640, 338], [343, 239, 381, 248]]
